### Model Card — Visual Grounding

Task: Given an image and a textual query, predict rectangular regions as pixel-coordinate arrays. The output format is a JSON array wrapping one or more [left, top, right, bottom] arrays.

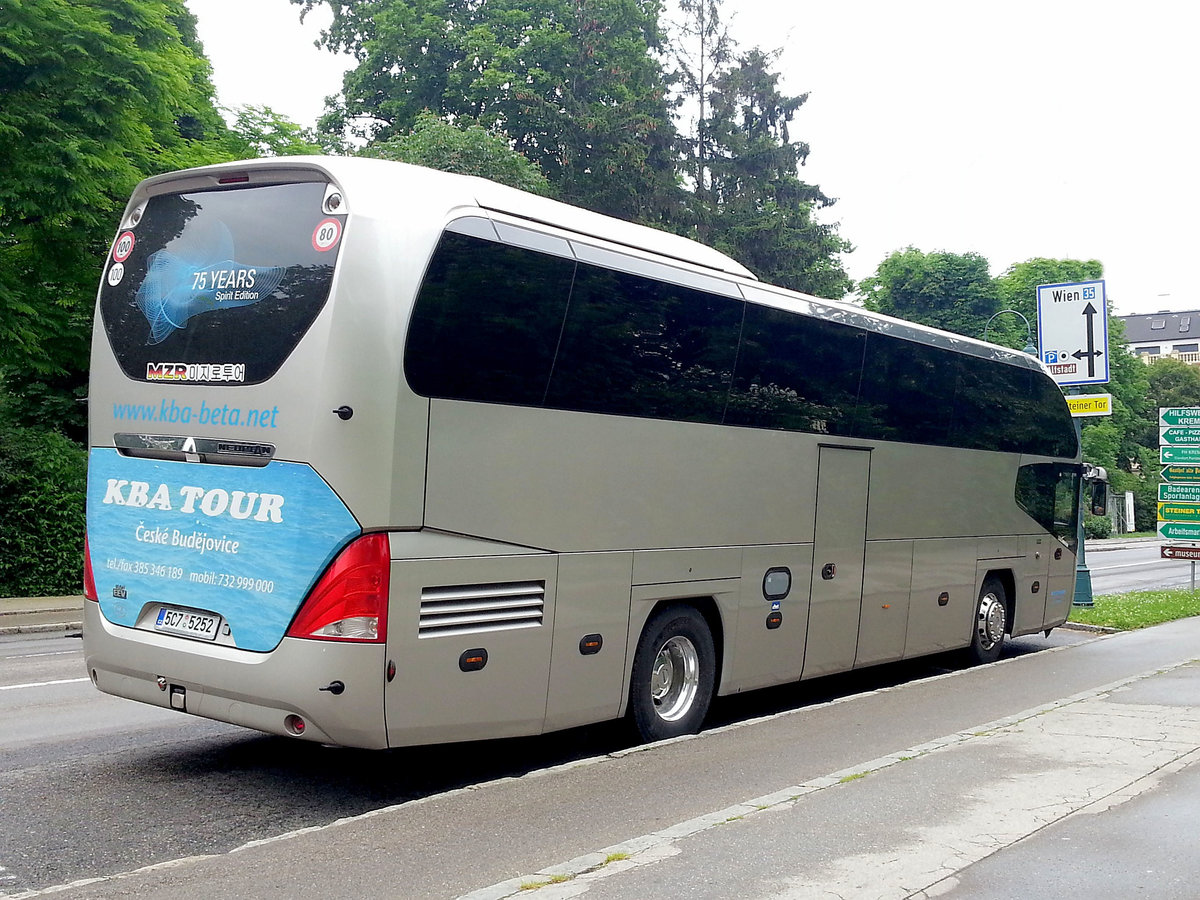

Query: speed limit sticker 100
[[312, 218, 342, 252], [113, 231, 136, 262]]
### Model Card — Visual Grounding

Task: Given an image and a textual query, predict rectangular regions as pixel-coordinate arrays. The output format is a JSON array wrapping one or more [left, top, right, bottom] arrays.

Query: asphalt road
[[1088, 539, 1200, 594], [5, 619, 1199, 899], [0, 540, 1193, 898], [1, 627, 1091, 897]]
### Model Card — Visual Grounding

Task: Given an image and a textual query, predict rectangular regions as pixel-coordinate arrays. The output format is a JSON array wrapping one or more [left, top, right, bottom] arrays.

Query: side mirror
[[1090, 481, 1108, 517]]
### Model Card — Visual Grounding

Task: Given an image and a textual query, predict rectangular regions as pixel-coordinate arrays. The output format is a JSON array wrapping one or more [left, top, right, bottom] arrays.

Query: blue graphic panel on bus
[[87, 449, 360, 651]]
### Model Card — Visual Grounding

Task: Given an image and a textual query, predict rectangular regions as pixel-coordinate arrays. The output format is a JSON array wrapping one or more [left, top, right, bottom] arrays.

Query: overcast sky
[[187, 0, 1199, 316]]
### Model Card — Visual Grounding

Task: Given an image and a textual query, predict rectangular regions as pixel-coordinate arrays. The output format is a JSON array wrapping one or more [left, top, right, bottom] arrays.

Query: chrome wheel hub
[[650, 635, 700, 722], [977, 592, 1006, 651]]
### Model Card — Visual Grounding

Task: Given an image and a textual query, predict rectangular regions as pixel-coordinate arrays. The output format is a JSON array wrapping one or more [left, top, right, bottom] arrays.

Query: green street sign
[[1159, 521, 1200, 541], [1160, 427, 1200, 445], [1159, 502, 1200, 523], [1162, 465, 1200, 483], [1160, 483, 1200, 502], [1159, 407, 1200, 427], [1160, 446, 1200, 464]]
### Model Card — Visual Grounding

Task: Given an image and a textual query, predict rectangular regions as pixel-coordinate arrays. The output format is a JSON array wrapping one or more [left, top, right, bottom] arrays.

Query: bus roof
[[129, 155, 1047, 375]]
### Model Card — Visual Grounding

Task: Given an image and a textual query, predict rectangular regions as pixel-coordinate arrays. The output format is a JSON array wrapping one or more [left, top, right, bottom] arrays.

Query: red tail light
[[286, 534, 390, 642], [83, 536, 98, 601]]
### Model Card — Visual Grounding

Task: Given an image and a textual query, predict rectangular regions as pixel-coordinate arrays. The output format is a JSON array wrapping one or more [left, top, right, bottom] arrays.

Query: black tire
[[629, 605, 716, 743], [966, 577, 1007, 665]]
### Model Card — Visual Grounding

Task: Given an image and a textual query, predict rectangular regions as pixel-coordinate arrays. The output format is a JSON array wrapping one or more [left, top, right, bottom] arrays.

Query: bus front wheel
[[629, 606, 716, 743], [967, 577, 1007, 665]]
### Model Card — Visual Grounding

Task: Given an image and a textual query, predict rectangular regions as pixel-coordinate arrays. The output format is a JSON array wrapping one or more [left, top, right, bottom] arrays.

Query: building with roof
[[1118, 310, 1200, 365]]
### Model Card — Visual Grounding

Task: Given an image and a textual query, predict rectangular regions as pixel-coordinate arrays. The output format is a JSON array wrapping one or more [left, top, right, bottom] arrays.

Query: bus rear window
[[98, 181, 345, 385]]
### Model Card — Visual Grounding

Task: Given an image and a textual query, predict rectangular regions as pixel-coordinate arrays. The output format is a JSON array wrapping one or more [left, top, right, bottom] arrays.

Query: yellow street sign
[[1066, 393, 1112, 417], [1159, 502, 1200, 523]]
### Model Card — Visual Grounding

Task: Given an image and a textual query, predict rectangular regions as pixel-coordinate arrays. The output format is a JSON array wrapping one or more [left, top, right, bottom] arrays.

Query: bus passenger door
[[802, 446, 870, 679]]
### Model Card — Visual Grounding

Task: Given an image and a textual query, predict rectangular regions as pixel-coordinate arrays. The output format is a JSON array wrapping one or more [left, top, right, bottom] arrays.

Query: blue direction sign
[[1159, 521, 1200, 541], [1160, 427, 1200, 445], [1161, 446, 1200, 464]]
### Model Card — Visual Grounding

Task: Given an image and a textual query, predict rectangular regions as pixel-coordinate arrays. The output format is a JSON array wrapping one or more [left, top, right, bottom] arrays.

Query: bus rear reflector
[[287, 534, 390, 642], [83, 537, 98, 601]]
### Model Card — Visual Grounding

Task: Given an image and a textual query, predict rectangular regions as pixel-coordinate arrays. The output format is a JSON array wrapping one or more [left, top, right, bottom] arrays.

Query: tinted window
[[726, 303, 865, 435], [952, 354, 1040, 453], [403, 229, 1077, 460], [99, 182, 344, 385], [404, 233, 575, 405], [855, 335, 954, 446], [545, 264, 742, 423], [1016, 462, 1081, 548]]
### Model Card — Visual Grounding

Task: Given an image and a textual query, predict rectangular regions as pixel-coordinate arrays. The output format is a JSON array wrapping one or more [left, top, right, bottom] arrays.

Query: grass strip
[[1069, 588, 1200, 630]]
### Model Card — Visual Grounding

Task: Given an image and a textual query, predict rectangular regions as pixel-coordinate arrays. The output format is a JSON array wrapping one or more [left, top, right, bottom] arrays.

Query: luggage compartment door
[[802, 446, 871, 679]]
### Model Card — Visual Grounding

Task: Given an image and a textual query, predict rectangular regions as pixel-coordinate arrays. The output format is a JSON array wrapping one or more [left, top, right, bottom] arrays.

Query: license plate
[[154, 606, 221, 641]]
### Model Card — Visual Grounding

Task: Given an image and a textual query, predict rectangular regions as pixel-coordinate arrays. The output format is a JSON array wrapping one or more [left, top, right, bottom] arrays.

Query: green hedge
[[0, 425, 86, 596], [1084, 513, 1112, 540]]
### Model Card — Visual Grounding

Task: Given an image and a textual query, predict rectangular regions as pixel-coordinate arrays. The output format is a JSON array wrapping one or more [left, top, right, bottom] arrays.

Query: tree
[[292, 0, 680, 221], [992, 257, 1104, 350], [671, 0, 733, 215], [859, 248, 998, 337], [223, 105, 333, 158], [668, 2, 849, 297], [361, 111, 552, 194], [0, 0, 235, 435]]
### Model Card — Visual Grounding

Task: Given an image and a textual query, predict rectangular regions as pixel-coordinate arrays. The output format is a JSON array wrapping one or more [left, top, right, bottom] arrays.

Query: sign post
[[1157, 407, 1200, 592], [1037, 281, 1111, 607]]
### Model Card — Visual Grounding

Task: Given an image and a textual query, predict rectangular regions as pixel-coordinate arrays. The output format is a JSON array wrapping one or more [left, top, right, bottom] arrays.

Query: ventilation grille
[[419, 581, 545, 638]]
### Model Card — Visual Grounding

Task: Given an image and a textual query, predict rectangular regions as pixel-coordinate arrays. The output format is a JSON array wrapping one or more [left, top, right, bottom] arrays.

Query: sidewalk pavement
[[0, 594, 83, 635], [1087, 533, 1160, 552]]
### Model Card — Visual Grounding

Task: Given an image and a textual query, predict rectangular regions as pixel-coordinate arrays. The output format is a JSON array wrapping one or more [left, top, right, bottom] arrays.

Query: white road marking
[[0, 678, 89, 692]]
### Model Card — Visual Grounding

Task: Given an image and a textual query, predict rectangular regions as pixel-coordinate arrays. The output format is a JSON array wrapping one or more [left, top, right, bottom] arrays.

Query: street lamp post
[[982, 309, 1037, 356]]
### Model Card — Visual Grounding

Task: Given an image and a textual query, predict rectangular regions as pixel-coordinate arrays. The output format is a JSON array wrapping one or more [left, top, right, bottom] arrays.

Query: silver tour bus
[[84, 157, 1085, 749]]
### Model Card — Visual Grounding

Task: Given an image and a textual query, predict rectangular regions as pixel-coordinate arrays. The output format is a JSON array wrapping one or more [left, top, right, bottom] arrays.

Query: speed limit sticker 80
[[312, 218, 342, 252]]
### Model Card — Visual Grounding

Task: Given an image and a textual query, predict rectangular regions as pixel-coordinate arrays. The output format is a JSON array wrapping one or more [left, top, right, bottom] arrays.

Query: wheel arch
[[618, 594, 728, 719]]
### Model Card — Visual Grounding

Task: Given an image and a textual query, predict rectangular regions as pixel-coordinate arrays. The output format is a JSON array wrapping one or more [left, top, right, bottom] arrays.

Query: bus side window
[[1016, 463, 1080, 550], [405, 233, 575, 405]]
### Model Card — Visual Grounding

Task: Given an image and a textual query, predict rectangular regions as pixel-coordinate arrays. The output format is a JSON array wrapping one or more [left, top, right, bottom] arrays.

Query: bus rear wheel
[[967, 577, 1007, 665], [629, 606, 716, 743]]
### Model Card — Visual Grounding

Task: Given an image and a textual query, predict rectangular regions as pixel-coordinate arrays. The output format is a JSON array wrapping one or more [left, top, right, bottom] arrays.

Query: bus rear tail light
[[287, 534, 390, 642], [83, 536, 98, 601]]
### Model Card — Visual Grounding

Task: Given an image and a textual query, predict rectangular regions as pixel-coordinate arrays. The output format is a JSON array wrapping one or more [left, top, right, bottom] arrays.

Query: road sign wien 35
[[1036, 280, 1109, 387]]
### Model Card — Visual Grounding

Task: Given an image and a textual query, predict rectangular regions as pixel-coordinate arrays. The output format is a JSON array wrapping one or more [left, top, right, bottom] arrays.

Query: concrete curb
[[0, 595, 85, 636]]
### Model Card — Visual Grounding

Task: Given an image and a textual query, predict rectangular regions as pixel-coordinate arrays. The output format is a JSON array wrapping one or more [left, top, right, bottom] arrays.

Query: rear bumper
[[82, 601, 388, 748]]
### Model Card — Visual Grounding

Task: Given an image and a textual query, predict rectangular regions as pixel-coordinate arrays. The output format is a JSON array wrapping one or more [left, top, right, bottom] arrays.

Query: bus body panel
[[728, 545, 814, 693], [83, 602, 388, 748], [802, 447, 871, 680], [856, 540, 915, 668], [904, 538, 985, 658], [383, 553, 558, 747], [543, 551, 634, 733], [424, 400, 821, 552]]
